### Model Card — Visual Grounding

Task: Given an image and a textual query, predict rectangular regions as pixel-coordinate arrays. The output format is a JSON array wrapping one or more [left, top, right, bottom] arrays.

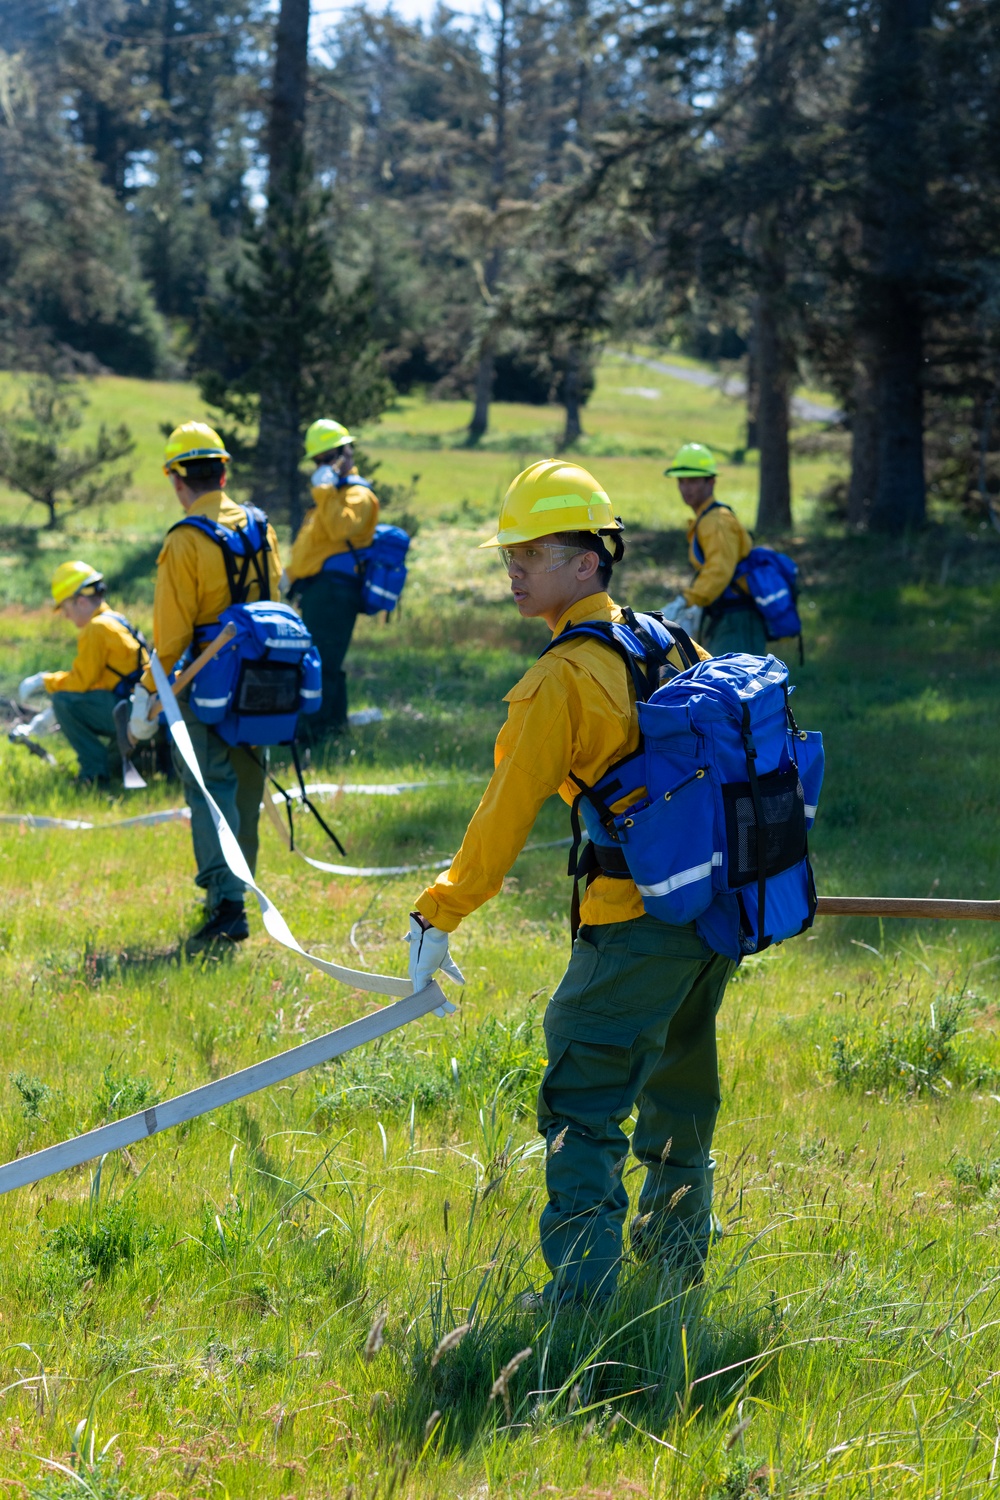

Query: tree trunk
[[862, 0, 931, 534], [750, 6, 795, 535], [254, 0, 310, 530], [745, 335, 759, 453], [267, 0, 310, 204], [560, 348, 584, 449], [754, 273, 794, 535], [847, 349, 879, 527], [465, 0, 509, 447], [468, 347, 495, 445]]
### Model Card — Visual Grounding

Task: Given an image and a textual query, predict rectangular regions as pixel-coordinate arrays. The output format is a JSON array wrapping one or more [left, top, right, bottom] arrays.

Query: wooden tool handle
[[146, 622, 237, 719], [816, 895, 1000, 922]]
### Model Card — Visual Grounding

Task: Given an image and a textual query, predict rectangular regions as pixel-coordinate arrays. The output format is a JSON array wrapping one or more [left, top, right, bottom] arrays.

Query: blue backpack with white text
[[323, 521, 411, 616], [544, 614, 824, 961], [693, 502, 802, 641], [170, 506, 322, 746]]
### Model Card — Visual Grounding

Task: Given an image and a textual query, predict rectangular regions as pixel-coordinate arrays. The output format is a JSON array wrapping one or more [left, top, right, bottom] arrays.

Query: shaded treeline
[[1, 0, 998, 532]]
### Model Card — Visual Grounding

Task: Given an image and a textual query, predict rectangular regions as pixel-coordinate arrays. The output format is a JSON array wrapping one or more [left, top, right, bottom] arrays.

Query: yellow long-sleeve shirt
[[684, 498, 753, 608], [43, 602, 148, 695], [142, 491, 283, 688], [287, 474, 379, 586], [414, 592, 710, 933]]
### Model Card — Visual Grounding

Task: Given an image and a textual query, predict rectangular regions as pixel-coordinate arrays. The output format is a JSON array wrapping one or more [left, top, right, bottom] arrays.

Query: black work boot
[[189, 899, 249, 948]]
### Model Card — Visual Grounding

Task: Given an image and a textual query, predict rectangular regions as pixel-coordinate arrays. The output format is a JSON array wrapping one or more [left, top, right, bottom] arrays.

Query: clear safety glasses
[[499, 543, 586, 575]]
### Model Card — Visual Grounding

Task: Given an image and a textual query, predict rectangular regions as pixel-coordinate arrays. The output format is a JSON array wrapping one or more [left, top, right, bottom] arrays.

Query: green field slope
[[1, 362, 1000, 1498]]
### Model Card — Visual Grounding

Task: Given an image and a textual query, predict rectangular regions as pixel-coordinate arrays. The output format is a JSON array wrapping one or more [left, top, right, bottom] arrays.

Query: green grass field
[[2, 359, 1000, 1498]]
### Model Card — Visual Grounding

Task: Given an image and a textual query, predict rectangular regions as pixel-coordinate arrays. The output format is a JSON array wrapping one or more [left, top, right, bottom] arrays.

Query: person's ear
[[577, 551, 600, 582]]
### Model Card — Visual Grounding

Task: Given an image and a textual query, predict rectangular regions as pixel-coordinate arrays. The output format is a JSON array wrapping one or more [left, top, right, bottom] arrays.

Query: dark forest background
[[1, 0, 998, 535]]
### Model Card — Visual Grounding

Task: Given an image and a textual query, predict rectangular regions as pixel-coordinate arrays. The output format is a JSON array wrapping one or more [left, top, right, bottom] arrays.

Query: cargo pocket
[[540, 1011, 643, 1128]]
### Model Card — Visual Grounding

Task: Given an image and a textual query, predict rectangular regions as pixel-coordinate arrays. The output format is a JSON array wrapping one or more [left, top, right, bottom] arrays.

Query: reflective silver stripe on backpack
[[636, 852, 723, 899]]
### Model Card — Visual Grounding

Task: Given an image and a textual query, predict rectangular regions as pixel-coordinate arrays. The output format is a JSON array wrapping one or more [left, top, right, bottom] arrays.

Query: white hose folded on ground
[[150, 651, 449, 1005], [10, 705, 56, 738]]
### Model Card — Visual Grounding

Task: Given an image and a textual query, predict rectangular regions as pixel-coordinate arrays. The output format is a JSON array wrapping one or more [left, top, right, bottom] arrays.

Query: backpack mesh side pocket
[[234, 660, 301, 716], [722, 766, 806, 889]]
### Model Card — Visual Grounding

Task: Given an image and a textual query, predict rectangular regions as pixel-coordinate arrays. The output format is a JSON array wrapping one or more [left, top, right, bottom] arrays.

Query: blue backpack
[[693, 502, 802, 644], [323, 521, 411, 617], [544, 614, 824, 961], [170, 506, 322, 747]]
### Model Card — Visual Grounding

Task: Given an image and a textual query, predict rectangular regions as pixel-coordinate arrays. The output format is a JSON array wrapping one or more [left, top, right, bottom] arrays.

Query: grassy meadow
[[2, 357, 1000, 1497]]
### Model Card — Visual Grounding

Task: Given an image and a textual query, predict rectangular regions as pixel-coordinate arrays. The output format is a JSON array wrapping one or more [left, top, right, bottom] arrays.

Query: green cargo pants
[[702, 604, 768, 655], [537, 915, 736, 1303], [296, 570, 363, 737], [171, 697, 265, 911], [50, 689, 119, 781]]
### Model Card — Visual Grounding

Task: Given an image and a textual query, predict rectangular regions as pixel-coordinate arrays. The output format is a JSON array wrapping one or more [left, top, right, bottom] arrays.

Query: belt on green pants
[[537, 914, 736, 1302]]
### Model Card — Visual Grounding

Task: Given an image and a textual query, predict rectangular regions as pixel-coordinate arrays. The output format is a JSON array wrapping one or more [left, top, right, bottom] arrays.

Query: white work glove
[[18, 671, 47, 703], [407, 913, 465, 994], [664, 595, 703, 642], [128, 684, 159, 742], [311, 464, 337, 489], [10, 706, 56, 739]]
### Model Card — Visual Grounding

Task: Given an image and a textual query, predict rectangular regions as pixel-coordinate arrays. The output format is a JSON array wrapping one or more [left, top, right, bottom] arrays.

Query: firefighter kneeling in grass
[[17, 561, 148, 787], [403, 459, 748, 1306], [128, 424, 282, 947]]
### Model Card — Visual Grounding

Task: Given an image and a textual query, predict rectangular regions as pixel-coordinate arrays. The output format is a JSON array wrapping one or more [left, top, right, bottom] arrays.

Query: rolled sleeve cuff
[[413, 890, 462, 933]]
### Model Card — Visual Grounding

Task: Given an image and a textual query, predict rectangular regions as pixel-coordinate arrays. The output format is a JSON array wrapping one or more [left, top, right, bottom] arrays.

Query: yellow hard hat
[[305, 418, 355, 461], [163, 422, 231, 476], [479, 460, 623, 549], [51, 560, 104, 609], [664, 442, 718, 478]]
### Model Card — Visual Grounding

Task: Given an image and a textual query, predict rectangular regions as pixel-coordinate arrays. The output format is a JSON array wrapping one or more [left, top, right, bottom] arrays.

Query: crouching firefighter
[[286, 419, 379, 739], [405, 460, 825, 1306], [17, 561, 148, 787], [664, 443, 802, 659], [128, 424, 285, 946]]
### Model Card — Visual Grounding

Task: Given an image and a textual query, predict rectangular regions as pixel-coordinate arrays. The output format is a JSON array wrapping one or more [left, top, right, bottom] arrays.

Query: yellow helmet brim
[[163, 446, 231, 476]]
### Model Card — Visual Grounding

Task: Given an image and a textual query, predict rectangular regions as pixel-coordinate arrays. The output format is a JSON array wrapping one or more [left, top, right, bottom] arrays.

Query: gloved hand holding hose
[[128, 684, 159, 742], [407, 912, 465, 993], [18, 672, 48, 703]]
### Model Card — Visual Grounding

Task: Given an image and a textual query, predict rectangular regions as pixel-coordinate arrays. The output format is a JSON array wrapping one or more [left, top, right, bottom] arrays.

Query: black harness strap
[[266, 744, 347, 859], [103, 611, 150, 692], [740, 702, 768, 953]]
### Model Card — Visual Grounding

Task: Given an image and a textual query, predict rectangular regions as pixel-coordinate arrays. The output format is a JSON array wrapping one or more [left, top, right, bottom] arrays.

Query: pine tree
[[196, 173, 392, 532]]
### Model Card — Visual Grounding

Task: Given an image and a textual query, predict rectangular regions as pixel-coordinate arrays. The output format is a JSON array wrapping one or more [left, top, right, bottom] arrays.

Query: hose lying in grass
[[0, 986, 449, 1197], [0, 778, 446, 831], [145, 651, 455, 1002]]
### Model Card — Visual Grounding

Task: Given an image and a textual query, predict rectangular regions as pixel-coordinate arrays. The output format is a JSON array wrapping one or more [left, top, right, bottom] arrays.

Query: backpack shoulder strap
[[540, 620, 658, 704], [168, 507, 272, 606], [692, 500, 733, 531]]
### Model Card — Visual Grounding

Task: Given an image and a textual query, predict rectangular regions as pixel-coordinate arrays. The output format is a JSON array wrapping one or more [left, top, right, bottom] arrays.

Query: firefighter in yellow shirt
[[663, 442, 768, 655], [16, 561, 148, 786], [405, 461, 738, 1307], [127, 424, 283, 947], [286, 418, 379, 738]]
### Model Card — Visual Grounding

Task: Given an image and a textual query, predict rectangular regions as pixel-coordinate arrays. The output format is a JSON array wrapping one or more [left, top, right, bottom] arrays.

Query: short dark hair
[[554, 530, 624, 588], [181, 457, 226, 494]]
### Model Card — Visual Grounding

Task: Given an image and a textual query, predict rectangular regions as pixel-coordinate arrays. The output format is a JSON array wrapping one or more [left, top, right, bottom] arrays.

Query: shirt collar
[[551, 591, 615, 640], [694, 494, 717, 518], [187, 490, 228, 520]]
